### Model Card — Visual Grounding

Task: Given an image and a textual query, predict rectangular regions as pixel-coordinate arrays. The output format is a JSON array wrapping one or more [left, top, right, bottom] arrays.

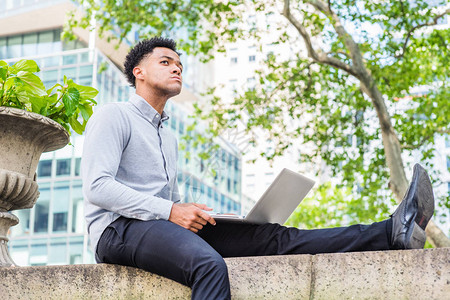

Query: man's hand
[[169, 203, 216, 233]]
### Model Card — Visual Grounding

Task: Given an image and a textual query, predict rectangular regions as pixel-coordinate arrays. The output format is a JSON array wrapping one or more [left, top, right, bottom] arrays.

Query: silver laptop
[[209, 168, 315, 224]]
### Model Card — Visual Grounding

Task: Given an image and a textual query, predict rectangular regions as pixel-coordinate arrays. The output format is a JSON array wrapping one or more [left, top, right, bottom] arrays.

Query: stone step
[[0, 248, 449, 299]]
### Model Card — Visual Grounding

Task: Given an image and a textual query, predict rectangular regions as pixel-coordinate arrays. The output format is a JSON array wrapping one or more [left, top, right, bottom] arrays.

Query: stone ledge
[[0, 248, 448, 299]]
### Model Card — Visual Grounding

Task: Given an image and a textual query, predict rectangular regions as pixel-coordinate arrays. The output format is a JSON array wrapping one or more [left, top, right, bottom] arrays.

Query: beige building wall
[[0, 1, 128, 71]]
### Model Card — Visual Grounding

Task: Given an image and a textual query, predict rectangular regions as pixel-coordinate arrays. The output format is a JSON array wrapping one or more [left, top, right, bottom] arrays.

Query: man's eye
[[161, 61, 169, 65]]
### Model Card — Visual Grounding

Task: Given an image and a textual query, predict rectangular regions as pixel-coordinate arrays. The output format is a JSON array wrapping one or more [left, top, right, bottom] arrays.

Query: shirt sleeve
[[81, 104, 174, 221]]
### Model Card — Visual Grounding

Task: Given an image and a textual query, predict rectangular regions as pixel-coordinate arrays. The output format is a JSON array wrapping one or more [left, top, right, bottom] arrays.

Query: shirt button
[[155, 216, 160, 220]]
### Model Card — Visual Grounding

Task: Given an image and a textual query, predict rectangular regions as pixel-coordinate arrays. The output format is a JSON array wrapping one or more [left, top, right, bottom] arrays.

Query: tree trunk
[[426, 219, 450, 247], [359, 75, 408, 199], [359, 74, 450, 248]]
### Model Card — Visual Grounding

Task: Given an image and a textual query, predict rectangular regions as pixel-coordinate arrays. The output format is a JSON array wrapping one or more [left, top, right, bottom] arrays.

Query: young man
[[82, 37, 435, 300]]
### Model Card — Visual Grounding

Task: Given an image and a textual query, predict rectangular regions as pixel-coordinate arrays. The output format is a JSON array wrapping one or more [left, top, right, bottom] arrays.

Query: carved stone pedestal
[[0, 107, 69, 266], [0, 212, 19, 266], [0, 169, 39, 266]]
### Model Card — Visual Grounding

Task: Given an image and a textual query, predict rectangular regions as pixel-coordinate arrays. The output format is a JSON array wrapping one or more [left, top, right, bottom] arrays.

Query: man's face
[[134, 47, 183, 97]]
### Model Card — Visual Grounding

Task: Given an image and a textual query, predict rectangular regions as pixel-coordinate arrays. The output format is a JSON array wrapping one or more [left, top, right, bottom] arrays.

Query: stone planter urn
[[0, 107, 69, 266]]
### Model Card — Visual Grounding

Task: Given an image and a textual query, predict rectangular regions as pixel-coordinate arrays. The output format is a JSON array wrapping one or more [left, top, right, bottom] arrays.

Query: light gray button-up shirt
[[82, 94, 180, 260]]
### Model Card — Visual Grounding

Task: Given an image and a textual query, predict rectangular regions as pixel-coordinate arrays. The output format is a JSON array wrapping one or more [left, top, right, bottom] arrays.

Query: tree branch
[[306, 0, 367, 77], [266, 72, 298, 100], [401, 129, 450, 150], [327, 50, 351, 58], [395, 8, 450, 58], [282, 0, 359, 78]]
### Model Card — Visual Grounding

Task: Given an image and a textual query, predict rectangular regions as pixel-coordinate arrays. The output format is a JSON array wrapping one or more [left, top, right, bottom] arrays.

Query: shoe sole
[[405, 164, 435, 249]]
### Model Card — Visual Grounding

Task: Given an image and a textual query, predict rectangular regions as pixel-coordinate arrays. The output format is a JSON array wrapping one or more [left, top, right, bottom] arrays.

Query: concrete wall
[[0, 248, 449, 299]]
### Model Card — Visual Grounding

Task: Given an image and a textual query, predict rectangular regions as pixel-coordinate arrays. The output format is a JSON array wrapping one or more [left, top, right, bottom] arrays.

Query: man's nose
[[172, 66, 181, 75]]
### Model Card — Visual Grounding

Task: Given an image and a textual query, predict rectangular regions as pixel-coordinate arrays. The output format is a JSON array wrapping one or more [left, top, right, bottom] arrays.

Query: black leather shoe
[[390, 164, 434, 249]]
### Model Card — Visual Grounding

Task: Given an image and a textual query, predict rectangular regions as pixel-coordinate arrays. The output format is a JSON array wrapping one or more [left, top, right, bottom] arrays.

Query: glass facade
[[0, 29, 86, 59], [4, 28, 241, 266]]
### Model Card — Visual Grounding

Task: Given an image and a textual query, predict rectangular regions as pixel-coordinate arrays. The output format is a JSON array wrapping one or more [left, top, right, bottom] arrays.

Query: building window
[[30, 239, 48, 266], [69, 236, 84, 264], [200, 184, 205, 195], [56, 159, 71, 176], [249, 55, 256, 62], [214, 191, 219, 207], [48, 237, 67, 265], [23, 33, 38, 56], [230, 57, 238, 64], [185, 178, 191, 202], [38, 160, 52, 177], [179, 122, 185, 135], [34, 202, 49, 233], [6, 35, 21, 58], [221, 151, 227, 163], [72, 185, 84, 233], [52, 184, 70, 232], [229, 79, 238, 95], [207, 187, 212, 198], [74, 158, 81, 176], [52, 212, 68, 232], [0, 37, 6, 59], [247, 77, 256, 90], [221, 194, 226, 209]]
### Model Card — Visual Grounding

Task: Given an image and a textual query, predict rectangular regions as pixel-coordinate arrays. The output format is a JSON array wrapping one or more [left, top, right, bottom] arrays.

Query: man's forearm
[[84, 175, 173, 221]]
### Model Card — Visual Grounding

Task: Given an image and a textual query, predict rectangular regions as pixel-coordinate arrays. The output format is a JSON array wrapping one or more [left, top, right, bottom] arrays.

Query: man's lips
[[171, 76, 182, 82]]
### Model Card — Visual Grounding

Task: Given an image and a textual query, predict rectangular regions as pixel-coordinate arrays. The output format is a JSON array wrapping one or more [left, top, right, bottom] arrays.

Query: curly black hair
[[124, 37, 180, 87]]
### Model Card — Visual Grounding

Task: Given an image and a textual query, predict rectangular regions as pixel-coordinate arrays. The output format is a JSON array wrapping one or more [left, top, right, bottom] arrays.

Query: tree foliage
[[66, 0, 449, 241]]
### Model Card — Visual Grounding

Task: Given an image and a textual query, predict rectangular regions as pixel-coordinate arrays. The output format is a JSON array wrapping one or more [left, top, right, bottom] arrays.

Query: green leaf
[[30, 96, 49, 115], [15, 90, 32, 109], [78, 104, 90, 121], [62, 87, 80, 116], [0, 63, 8, 81], [69, 115, 84, 135], [16, 71, 47, 97], [70, 82, 99, 99], [46, 93, 59, 105], [46, 83, 63, 95], [3, 77, 15, 93], [12, 59, 40, 73]]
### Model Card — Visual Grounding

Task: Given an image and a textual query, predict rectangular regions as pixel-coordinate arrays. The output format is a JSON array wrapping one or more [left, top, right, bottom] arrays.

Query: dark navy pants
[[96, 217, 390, 300]]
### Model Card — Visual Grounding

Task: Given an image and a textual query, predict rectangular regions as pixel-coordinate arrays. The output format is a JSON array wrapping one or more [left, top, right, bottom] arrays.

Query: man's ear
[[133, 66, 144, 81]]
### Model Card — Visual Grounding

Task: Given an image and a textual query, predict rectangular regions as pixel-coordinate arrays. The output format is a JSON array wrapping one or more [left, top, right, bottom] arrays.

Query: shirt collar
[[129, 93, 170, 127]]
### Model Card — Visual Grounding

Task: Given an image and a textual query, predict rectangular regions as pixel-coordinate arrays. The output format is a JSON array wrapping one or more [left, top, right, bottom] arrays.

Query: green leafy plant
[[0, 59, 98, 134]]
